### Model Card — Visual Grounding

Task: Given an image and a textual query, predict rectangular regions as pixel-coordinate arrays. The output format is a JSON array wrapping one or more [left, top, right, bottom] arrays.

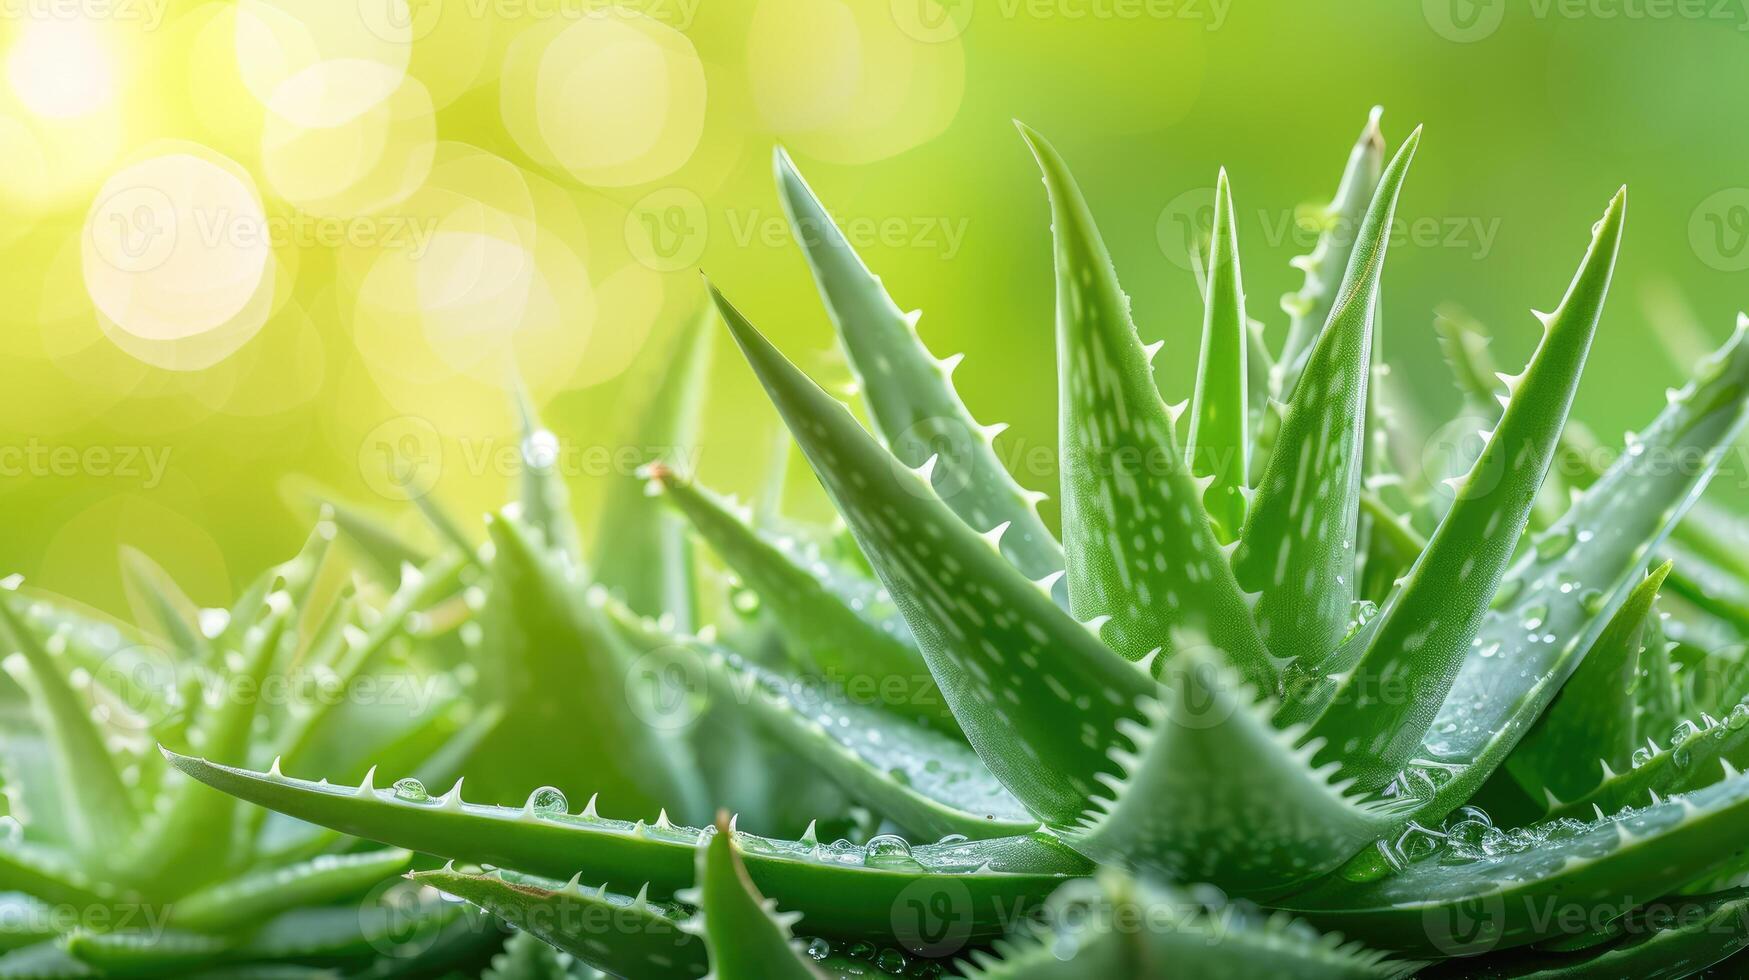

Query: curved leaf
[[164, 751, 1092, 943], [683, 813, 823, 979], [1020, 122, 1276, 689], [1065, 644, 1411, 897], [774, 149, 1062, 581], [1297, 187, 1625, 789], [710, 282, 1150, 825], [1235, 129, 1419, 665]]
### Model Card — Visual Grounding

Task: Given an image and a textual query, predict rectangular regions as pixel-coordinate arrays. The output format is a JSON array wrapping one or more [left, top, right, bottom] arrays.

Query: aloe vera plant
[[162, 111, 1749, 978], [0, 515, 502, 976]]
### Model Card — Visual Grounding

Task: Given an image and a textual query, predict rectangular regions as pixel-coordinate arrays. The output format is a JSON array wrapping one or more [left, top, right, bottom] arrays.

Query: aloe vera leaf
[[1660, 537, 1749, 634], [712, 282, 1151, 824], [513, 386, 583, 563], [128, 597, 292, 888], [1634, 604, 1687, 746], [606, 605, 1032, 840], [1399, 318, 1749, 826], [62, 931, 233, 975], [1504, 564, 1670, 804], [1065, 644, 1412, 897], [961, 872, 1417, 980], [11, 944, 110, 979], [0, 835, 123, 910], [277, 553, 463, 760], [483, 930, 603, 980], [1297, 187, 1625, 790], [1357, 491, 1425, 605], [1185, 169, 1251, 541], [323, 497, 430, 586], [1541, 716, 1749, 821], [1286, 773, 1749, 955], [0, 941, 93, 978], [417, 866, 705, 980], [680, 813, 824, 979], [119, 547, 210, 662], [232, 889, 470, 965], [412, 491, 478, 562], [1019, 124, 1276, 688], [649, 469, 953, 733], [0, 720, 73, 851], [0, 896, 53, 955], [164, 751, 1091, 941], [774, 150, 1062, 582], [1420, 887, 1749, 979], [593, 309, 713, 628], [168, 848, 412, 934], [469, 513, 703, 816], [1246, 320, 1275, 441], [0, 594, 137, 857], [1234, 130, 1419, 667], [1276, 107, 1387, 400]]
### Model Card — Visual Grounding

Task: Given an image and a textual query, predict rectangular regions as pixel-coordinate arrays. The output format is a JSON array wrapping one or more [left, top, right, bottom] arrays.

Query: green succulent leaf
[[1404, 316, 1749, 824], [0, 940, 93, 979], [514, 386, 584, 564], [483, 930, 609, 980], [1065, 643, 1412, 897], [1186, 168, 1251, 541], [1234, 129, 1419, 666], [0, 593, 138, 861], [1288, 773, 1749, 956], [163, 751, 1092, 942], [1296, 186, 1626, 789], [62, 930, 233, 976], [129, 595, 291, 888], [649, 468, 950, 733], [1276, 107, 1387, 400], [169, 848, 414, 934], [1020, 122, 1276, 690], [119, 546, 210, 663], [1423, 886, 1749, 979], [961, 872, 1417, 980], [605, 604, 1033, 840], [684, 813, 824, 980], [592, 309, 714, 629], [774, 148, 1062, 582], [470, 512, 703, 816], [1505, 563, 1671, 805], [710, 281, 1150, 825], [417, 866, 706, 980]]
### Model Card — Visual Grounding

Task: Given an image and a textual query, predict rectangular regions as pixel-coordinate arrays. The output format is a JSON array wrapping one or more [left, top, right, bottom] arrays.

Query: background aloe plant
[[68, 109, 1749, 978], [0, 513, 504, 976]]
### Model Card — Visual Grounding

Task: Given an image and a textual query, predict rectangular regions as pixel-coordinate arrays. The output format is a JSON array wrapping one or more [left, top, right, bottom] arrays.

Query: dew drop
[[805, 938, 830, 961], [392, 778, 430, 803], [528, 786, 568, 814]]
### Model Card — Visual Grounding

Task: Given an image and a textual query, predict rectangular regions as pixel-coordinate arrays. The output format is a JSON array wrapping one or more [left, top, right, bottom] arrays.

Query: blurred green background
[[1, 0, 1745, 618]]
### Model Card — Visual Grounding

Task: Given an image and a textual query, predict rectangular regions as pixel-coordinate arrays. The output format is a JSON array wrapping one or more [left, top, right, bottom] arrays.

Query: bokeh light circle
[[503, 11, 707, 187], [82, 148, 276, 369]]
